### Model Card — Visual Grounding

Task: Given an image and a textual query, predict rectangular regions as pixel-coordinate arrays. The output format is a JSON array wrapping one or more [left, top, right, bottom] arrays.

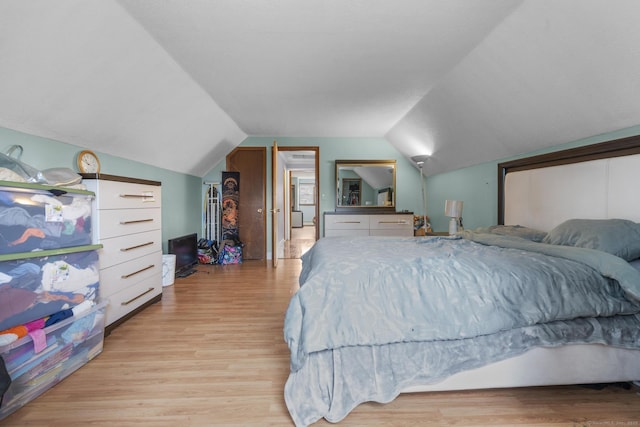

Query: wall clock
[[77, 150, 101, 174]]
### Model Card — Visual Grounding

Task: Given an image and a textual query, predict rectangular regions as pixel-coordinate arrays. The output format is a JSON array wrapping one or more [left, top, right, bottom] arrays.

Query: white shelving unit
[[203, 182, 221, 243]]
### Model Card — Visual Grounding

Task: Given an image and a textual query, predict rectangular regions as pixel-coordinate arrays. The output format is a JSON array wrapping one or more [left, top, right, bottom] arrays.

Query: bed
[[283, 136, 640, 426]]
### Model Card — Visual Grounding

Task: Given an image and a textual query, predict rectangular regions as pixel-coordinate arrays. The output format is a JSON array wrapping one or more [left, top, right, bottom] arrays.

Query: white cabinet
[[292, 210, 303, 228], [324, 213, 413, 237], [82, 174, 162, 333]]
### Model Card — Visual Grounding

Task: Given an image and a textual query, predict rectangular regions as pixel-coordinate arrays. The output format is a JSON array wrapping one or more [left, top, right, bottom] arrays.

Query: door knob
[[257, 208, 263, 213]]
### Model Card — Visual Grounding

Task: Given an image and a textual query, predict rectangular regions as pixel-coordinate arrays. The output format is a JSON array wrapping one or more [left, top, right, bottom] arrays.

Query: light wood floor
[[2, 260, 639, 426], [283, 225, 316, 259]]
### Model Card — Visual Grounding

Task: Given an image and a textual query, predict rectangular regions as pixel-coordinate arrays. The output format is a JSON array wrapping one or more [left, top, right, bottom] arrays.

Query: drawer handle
[[121, 264, 155, 279], [378, 221, 408, 224], [120, 241, 154, 252], [119, 193, 155, 199], [121, 287, 155, 306], [120, 218, 154, 225], [336, 221, 361, 224]]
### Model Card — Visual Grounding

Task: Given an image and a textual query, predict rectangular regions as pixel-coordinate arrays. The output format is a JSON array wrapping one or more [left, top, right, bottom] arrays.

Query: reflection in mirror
[[335, 160, 396, 212]]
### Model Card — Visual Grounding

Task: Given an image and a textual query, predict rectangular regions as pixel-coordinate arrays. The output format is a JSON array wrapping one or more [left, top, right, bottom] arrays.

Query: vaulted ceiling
[[1, 1, 639, 177]]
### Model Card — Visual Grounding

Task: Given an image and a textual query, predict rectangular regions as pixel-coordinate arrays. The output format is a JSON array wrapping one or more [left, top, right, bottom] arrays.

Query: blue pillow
[[543, 219, 640, 261]]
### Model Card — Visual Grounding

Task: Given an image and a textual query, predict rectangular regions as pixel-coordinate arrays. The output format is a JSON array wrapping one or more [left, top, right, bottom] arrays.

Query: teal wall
[[0, 127, 202, 253], [425, 124, 640, 232]]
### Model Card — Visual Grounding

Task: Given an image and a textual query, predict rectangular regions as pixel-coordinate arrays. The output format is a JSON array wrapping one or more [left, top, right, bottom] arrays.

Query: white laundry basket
[[162, 254, 176, 287]]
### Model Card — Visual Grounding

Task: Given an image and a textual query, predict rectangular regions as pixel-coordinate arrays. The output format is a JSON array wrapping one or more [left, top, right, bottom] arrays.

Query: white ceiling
[[280, 150, 316, 171], [1, 1, 639, 177]]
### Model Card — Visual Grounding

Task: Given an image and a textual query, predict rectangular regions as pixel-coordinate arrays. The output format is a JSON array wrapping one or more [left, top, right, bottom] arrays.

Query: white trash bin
[[162, 254, 176, 287]]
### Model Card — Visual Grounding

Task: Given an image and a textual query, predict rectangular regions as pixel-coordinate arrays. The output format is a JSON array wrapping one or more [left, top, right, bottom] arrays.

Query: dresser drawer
[[99, 251, 162, 297], [96, 208, 161, 239], [370, 229, 414, 237], [370, 214, 413, 230], [370, 214, 413, 237], [94, 180, 161, 209], [325, 229, 369, 237], [104, 273, 162, 326], [324, 214, 369, 230], [98, 230, 162, 269]]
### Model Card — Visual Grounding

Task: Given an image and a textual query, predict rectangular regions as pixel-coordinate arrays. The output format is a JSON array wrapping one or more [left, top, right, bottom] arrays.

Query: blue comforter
[[284, 233, 640, 372]]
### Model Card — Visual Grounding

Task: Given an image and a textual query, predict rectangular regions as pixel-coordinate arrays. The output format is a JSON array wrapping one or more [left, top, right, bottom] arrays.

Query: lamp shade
[[411, 155, 429, 165], [444, 200, 463, 217]]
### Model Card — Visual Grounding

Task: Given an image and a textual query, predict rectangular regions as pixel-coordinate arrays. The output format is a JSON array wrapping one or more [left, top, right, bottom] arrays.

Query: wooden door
[[226, 147, 266, 260]]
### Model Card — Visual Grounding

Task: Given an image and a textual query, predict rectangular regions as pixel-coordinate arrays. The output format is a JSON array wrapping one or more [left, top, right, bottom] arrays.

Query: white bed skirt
[[401, 344, 640, 393]]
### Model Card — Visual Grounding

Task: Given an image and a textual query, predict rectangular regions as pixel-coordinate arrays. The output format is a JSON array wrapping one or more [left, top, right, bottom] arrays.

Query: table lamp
[[444, 200, 463, 235]]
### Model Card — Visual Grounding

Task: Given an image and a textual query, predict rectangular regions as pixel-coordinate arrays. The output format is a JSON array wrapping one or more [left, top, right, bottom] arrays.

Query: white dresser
[[324, 213, 413, 237], [82, 174, 163, 334]]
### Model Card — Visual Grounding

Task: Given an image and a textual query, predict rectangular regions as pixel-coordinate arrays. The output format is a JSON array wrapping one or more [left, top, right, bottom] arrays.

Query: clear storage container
[[0, 181, 94, 255], [0, 299, 107, 420]]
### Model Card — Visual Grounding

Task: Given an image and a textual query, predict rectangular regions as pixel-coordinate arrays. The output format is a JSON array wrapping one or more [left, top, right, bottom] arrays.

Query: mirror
[[335, 160, 396, 212]]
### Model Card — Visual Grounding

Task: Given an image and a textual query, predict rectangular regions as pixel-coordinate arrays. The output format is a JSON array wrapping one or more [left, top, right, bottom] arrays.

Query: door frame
[[272, 142, 279, 267], [276, 146, 320, 242]]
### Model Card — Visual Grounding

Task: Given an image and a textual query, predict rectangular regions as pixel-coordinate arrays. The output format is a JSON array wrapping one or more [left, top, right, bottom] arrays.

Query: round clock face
[[77, 150, 100, 174]]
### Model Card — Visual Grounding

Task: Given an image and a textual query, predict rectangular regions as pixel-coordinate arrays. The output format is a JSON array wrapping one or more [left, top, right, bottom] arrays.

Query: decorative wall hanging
[[221, 171, 240, 241]]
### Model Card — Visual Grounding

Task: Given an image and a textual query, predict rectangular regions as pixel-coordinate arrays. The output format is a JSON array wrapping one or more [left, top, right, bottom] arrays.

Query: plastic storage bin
[[0, 181, 94, 255], [0, 299, 107, 420], [0, 245, 102, 332]]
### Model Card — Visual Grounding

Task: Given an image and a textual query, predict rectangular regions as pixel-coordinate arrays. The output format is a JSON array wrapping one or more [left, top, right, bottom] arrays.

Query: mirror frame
[[335, 159, 396, 213]]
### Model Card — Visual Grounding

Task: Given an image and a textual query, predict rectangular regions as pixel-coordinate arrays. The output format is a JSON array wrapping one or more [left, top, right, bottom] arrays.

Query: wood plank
[[3, 260, 639, 426]]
